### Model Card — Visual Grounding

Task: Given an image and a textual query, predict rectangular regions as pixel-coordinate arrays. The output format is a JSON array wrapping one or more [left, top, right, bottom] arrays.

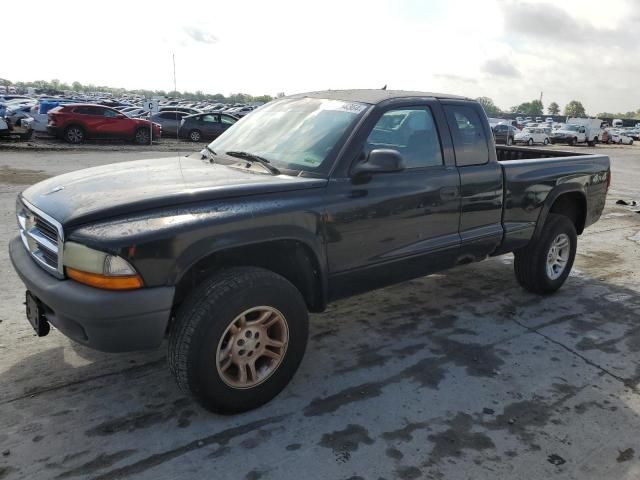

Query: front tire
[[188, 129, 202, 142], [514, 213, 577, 294], [528, 138, 534, 146], [543, 138, 549, 145], [168, 267, 309, 413], [134, 128, 150, 145]]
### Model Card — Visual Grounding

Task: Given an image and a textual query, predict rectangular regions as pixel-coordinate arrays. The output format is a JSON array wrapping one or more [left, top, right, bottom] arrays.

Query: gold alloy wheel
[[216, 306, 289, 389]]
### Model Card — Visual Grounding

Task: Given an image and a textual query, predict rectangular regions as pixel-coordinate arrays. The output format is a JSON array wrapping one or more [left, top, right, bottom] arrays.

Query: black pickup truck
[[10, 90, 610, 413]]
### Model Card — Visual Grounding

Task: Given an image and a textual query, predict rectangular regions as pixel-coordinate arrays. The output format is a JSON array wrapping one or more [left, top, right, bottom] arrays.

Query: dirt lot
[[0, 143, 639, 480]]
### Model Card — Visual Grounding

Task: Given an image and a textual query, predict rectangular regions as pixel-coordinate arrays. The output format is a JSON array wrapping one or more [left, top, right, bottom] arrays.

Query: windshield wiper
[[225, 151, 280, 175]]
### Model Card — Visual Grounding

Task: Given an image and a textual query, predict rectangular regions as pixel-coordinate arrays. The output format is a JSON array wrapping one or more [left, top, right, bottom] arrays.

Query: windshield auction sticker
[[323, 100, 368, 114]]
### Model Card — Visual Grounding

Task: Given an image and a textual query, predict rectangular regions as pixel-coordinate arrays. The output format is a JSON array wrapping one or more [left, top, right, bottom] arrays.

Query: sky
[[4, 0, 638, 113]]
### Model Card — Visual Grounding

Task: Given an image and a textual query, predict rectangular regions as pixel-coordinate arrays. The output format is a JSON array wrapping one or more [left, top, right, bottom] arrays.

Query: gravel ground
[[0, 133, 203, 153], [0, 144, 639, 480]]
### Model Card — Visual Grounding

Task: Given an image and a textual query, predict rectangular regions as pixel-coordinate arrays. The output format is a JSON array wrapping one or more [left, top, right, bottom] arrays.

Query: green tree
[[251, 95, 273, 104], [512, 99, 543, 116], [71, 81, 83, 92], [548, 102, 560, 115], [475, 97, 501, 116], [564, 100, 586, 117]]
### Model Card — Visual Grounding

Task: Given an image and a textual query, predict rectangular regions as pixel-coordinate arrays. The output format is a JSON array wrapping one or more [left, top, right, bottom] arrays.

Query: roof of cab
[[288, 89, 470, 105]]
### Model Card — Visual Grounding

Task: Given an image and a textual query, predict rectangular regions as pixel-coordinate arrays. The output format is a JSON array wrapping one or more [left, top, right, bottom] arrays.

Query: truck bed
[[495, 145, 610, 253]]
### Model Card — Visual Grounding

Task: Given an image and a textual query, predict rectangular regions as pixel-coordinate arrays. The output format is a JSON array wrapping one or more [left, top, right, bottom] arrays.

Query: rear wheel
[[168, 267, 309, 413], [514, 213, 577, 294], [64, 125, 84, 144], [189, 129, 202, 142], [134, 128, 150, 145]]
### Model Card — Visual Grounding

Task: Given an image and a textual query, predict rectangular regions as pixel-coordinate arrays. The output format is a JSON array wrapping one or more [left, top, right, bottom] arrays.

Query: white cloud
[[3, 0, 638, 114]]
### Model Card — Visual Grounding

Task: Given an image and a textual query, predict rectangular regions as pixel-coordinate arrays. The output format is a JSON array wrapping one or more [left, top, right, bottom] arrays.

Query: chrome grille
[[17, 198, 64, 278]]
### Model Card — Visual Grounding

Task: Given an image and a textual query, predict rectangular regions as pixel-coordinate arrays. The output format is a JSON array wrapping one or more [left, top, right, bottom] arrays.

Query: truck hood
[[21, 155, 327, 227], [553, 129, 577, 136]]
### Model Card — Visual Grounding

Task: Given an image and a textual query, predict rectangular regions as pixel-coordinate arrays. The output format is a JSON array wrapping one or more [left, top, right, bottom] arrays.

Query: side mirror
[[351, 149, 405, 177]]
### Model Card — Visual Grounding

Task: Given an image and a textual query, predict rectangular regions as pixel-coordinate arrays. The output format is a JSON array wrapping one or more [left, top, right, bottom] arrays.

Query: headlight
[[63, 242, 143, 290]]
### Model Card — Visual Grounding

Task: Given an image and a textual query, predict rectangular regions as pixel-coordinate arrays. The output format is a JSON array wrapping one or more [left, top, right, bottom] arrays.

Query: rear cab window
[[443, 104, 489, 166]]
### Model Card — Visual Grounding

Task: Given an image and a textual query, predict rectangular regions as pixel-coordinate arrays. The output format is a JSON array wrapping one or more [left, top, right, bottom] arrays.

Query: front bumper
[[9, 236, 175, 352]]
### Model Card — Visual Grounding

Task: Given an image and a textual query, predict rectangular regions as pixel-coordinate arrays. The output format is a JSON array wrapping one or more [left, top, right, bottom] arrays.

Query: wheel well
[[173, 240, 325, 313], [549, 192, 586, 234]]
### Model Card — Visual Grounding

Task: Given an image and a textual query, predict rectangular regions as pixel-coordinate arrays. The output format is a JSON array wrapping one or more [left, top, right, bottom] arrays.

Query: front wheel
[[528, 138, 534, 146], [514, 213, 577, 294], [134, 128, 150, 145], [543, 138, 549, 145], [188, 129, 202, 142], [168, 267, 309, 413]]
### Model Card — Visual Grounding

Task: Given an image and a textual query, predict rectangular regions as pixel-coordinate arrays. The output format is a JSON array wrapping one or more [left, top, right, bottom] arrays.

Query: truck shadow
[[3, 256, 640, 479]]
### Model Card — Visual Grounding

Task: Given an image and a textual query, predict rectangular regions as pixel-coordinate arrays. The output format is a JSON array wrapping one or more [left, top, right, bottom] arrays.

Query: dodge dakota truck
[[10, 90, 610, 413]]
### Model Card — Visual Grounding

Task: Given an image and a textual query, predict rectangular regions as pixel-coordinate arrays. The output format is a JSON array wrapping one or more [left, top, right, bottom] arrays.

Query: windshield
[[564, 125, 579, 131], [208, 97, 369, 175], [522, 128, 533, 134]]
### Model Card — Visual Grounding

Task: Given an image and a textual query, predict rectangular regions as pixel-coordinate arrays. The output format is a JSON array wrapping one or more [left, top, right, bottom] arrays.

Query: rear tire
[[64, 125, 85, 144], [514, 213, 577, 294], [168, 267, 309, 413]]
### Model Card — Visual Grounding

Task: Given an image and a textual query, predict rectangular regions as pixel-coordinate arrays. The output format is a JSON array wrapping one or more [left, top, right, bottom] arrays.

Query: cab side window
[[366, 108, 443, 168], [201, 115, 218, 123], [443, 105, 489, 166]]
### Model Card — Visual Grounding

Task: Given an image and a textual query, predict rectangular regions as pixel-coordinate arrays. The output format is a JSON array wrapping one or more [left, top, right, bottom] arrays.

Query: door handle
[[439, 187, 459, 200]]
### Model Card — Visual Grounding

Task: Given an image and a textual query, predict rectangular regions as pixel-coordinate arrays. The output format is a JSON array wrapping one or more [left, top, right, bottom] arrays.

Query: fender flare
[[531, 184, 587, 241]]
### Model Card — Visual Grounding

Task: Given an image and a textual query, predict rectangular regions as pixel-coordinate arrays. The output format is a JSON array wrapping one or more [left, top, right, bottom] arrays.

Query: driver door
[[325, 101, 461, 299]]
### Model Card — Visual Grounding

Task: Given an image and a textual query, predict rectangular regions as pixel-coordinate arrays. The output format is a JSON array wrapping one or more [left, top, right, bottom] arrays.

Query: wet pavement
[[1, 144, 639, 480]]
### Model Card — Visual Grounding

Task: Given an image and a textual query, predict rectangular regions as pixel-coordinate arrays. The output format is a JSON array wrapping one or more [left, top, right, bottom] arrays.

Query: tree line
[[475, 97, 589, 117], [0, 78, 276, 104]]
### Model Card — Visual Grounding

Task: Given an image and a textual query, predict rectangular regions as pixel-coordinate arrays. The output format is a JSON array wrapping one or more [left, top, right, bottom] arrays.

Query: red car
[[47, 104, 161, 144]]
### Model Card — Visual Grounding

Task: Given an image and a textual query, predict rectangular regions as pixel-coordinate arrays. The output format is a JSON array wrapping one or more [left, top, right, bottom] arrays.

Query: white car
[[609, 131, 633, 145], [514, 127, 550, 145]]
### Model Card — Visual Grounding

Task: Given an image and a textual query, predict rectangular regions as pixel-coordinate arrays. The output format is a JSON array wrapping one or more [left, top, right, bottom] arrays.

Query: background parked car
[[150, 111, 190, 137], [159, 106, 201, 115], [608, 130, 634, 145], [48, 104, 161, 144], [178, 113, 238, 142], [492, 124, 517, 145], [0, 114, 34, 140], [515, 127, 550, 145]]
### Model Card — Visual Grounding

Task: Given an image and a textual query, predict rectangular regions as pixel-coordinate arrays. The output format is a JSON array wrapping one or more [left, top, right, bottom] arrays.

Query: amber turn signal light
[[66, 267, 143, 291]]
